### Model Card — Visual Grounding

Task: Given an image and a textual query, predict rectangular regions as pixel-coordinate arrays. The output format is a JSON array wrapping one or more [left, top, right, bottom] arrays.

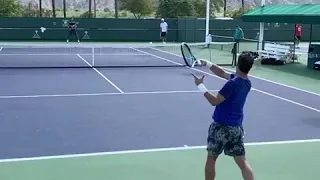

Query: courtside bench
[[259, 43, 308, 63], [259, 43, 291, 62]]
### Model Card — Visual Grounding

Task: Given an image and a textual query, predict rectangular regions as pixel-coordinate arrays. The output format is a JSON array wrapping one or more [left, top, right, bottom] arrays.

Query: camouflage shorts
[[207, 122, 245, 157]]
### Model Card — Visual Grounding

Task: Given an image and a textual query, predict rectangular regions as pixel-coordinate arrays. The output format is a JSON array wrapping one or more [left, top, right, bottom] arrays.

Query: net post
[[205, 34, 212, 48], [205, 0, 210, 42], [232, 42, 237, 67], [258, 0, 265, 57], [92, 47, 95, 66], [209, 43, 212, 62]]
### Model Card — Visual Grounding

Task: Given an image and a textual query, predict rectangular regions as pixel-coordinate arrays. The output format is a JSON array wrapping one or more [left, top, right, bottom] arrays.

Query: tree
[[193, 0, 205, 17], [0, 0, 22, 17], [114, 0, 119, 18], [211, 0, 224, 17], [80, 11, 93, 18], [63, 0, 66, 18], [229, 8, 249, 18], [19, 0, 52, 17], [20, 1, 38, 17], [156, 0, 196, 18], [39, 0, 42, 16], [223, 0, 226, 17], [192, 0, 224, 18], [51, 0, 56, 17], [172, 0, 223, 18], [88, 0, 92, 18], [120, 0, 153, 18]]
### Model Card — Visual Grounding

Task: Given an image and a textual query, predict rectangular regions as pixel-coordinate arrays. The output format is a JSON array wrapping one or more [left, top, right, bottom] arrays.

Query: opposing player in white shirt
[[160, 18, 168, 43]]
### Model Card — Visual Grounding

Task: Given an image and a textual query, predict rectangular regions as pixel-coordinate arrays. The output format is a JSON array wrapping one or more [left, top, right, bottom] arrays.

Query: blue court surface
[[0, 45, 319, 180]]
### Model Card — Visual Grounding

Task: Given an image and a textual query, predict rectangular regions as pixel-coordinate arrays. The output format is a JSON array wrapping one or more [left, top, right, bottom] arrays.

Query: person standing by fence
[[294, 24, 302, 46], [160, 18, 168, 43], [233, 25, 244, 54], [66, 17, 80, 43]]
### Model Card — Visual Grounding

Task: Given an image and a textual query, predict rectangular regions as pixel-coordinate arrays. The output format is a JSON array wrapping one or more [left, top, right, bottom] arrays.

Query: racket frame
[[180, 42, 197, 67]]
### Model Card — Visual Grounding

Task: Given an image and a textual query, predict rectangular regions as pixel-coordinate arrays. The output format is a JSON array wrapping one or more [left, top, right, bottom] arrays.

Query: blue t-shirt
[[212, 74, 251, 127], [234, 28, 243, 40]]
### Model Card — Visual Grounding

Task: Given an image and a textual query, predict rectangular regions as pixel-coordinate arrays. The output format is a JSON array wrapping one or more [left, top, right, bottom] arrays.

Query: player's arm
[[67, 21, 70, 30], [200, 60, 231, 80], [203, 92, 225, 106], [197, 80, 234, 106]]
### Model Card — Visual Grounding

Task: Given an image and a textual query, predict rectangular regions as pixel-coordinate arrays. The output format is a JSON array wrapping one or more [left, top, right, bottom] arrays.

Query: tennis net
[[209, 34, 261, 53], [0, 42, 235, 69]]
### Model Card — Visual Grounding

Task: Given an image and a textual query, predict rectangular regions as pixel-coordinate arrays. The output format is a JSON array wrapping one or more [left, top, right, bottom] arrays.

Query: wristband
[[197, 84, 208, 94]]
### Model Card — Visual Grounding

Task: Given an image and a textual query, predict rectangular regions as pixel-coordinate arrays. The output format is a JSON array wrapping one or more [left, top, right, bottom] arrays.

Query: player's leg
[[295, 36, 300, 46], [67, 30, 72, 42], [205, 122, 225, 180], [297, 36, 301, 46], [74, 30, 80, 43], [234, 155, 254, 180], [224, 126, 254, 180], [161, 32, 165, 43], [71, 30, 76, 41], [163, 32, 167, 43], [232, 39, 239, 54]]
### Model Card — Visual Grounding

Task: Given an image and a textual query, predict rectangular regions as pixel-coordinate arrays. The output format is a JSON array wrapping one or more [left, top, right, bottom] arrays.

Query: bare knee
[[205, 155, 218, 170], [233, 156, 252, 171], [205, 155, 218, 180]]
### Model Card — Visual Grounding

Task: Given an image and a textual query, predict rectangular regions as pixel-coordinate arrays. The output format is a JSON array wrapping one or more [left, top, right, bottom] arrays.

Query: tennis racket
[[180, 42, 201, 67]]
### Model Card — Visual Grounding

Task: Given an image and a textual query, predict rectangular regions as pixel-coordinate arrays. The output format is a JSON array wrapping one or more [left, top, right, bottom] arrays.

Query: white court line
[[0, 53, 148, 56], [0, 90, 219, 99], [131, 47, 181, 65], [77, 54, 124, 94], [151, 47, 320, 97], [134, 48, 320, 113], [254, 89, 320, 112], [0, 139, 319, 163]]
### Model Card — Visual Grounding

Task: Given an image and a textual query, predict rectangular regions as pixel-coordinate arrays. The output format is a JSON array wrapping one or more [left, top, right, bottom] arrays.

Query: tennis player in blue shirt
[[192, 53, 255, 180]]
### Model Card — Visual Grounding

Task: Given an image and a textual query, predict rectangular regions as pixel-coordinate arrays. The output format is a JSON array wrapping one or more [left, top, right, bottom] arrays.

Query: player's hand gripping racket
[[180, 42, 202, 67]]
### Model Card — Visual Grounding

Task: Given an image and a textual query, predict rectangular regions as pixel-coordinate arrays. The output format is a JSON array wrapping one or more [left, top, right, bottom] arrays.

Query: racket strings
[[181, 43, 202, 67]]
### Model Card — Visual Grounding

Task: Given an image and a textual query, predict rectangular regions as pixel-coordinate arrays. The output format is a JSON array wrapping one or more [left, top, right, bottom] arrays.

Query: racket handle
[[191, 61, 197, 68]]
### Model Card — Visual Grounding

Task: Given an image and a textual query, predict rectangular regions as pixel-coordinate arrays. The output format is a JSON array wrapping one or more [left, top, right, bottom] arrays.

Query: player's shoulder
[[224, 77, 237, 87], [229, 74, 251, 86]]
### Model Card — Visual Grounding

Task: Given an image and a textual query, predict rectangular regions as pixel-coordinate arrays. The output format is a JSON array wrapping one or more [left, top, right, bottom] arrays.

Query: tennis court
[[0, 42, 319, 180]]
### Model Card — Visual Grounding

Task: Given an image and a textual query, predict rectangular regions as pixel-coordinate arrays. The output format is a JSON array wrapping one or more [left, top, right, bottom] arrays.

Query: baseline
[[0, 90, 220, 99], [0, 139, 319, 163], [0, 53, 148, 56]]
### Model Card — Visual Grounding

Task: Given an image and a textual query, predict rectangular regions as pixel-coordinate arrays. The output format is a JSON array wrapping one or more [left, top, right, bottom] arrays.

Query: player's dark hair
[[237, 53, 254, 74]]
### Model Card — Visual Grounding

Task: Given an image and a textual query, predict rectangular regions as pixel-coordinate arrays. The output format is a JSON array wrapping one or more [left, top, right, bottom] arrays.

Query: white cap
[[161, 18, 164, 21]]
